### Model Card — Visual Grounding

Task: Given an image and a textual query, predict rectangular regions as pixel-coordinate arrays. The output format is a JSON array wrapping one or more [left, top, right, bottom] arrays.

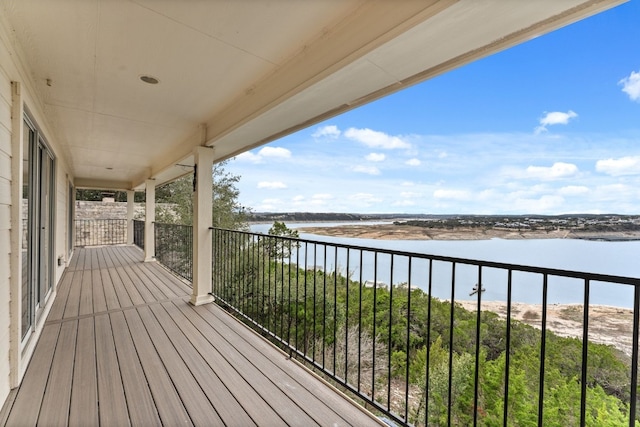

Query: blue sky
[[227, 1, 640, 215]]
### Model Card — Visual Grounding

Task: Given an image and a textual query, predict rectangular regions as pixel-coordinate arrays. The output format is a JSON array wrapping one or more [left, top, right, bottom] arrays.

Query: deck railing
[[133, 219, 145, 249], [154, 222, 193, 282], [210, 227, 640, 427], [74, 218, 127, 247]]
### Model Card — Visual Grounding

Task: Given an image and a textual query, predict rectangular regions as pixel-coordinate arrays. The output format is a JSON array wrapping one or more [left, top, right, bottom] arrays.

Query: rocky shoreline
[[297, 223, 640, 241], [457, 301, 634, 357]]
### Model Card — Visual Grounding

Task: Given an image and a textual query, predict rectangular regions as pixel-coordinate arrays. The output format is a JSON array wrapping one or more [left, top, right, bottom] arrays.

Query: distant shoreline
[[296, 223, 640, 241]]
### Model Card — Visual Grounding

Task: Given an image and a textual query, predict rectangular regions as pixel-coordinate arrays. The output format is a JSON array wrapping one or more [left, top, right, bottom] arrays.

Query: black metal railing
[[154, 222, 193, 282], [75, 219, 127, 247], [211, 227, 640, 427], [133, 219, 145, 249]]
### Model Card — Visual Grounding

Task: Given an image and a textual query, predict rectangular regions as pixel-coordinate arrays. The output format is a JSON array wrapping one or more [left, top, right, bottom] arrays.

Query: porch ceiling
[[0, 0, 625, 190]]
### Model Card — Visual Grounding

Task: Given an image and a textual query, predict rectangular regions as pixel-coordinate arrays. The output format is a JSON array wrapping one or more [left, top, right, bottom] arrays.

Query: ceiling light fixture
[[139, 75, 159, 84]]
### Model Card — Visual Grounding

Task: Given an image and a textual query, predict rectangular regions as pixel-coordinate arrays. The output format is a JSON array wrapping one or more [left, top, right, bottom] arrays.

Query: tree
[[266, 221, 299, 257], [155, 160, 249, 229], [212, 161, 250, 230]]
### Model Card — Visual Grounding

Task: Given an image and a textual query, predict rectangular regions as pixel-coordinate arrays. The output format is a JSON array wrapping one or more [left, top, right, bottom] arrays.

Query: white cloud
[[405, 158, 421, 166], [352, 165, 381, 175], [258, 198, 282, 211], [400, 191, 421, 198], [235, 151, 261, 163], [513, 195, 565, 213], [235, 146, 291, 163], [526, 162, 578, 180], [392, 200, 416, 207], [433, 189, 471, 201], [619, 70, 640, 102], [350, 193, 383, 203], [312, 125, 341, 139], [262, 199, 281, 205], [344, 127, 411, 149], [292, 195, 305, 201], [257, 181, 287, 189], [260, 146, 291, 159], [312, 193, 333, 200], [596, 156, 640, 176], [309, 193, 333, 206], [365, 153, 386, 162], [535, 110, 578, 133], [558, 185, 589, 196]]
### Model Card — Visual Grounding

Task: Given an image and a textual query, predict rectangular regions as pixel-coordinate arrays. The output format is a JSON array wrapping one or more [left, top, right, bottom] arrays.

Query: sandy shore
[[457, 300, 634, 357], [297, 223, 640, 241]]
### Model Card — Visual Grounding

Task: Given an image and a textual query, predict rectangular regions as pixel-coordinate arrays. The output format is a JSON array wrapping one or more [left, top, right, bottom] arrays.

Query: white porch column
[[190, 146, 214, 306], [9, 81, 24, 387], [126, 190, 134, 245], [144, 179, 155, 262]]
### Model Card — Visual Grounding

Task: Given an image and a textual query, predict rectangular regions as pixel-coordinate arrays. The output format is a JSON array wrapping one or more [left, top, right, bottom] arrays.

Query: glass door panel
[[22, 117, 55, 340], [21, 121, 32, 339]]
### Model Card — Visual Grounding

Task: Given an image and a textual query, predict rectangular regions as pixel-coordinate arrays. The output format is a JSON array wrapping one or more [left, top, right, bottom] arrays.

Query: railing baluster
[[538, 274, 548, 427], [295, 241, 300, 351], [387, 253, 394, 411], [358, 248, 363, 393], [425, 259, 433, 426], [580, 279, 590, 427], [312, 244, 317, 364], [372, 251, 378, 401], [333, 245, 338, 376], [345, 248, 350, 384], [323, 244, 327, 370], [473, 266, 482, 427], [447, 262, 456, 427], [503, 269, 513, 427], [630, 285, 640, 427], [404, 256, 412, 423]]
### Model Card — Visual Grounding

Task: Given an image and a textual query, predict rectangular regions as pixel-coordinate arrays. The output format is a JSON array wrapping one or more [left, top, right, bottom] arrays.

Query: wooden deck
[[1, 246, 382, 426]]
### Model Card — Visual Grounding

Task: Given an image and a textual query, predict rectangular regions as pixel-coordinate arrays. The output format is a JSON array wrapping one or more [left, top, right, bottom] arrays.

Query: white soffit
[[0, 0, 625, 190]]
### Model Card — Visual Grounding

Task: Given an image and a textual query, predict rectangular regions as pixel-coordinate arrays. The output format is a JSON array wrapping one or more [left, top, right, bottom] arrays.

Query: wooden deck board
[[113, 266, 146, 305], [138, 305, 222, 426], [5, 323, 61, 426], [69, 317, 99, 427], [101, 267, 121, 311], [195, 302, 356, 426], [149, 302, 258, 426], [199, 301, 373, 427], [62, 271, 82, 319], [110, 311, 162, 426], [108, 267, 133, 308], [4, 246, 381, 427], [78, 269, 94, 316], [47, 270, 74, 321], [173, 301, 320, 424], [94, 314, 131, 426], [38, 320, 77, 425], [123, 308, 193, 426]]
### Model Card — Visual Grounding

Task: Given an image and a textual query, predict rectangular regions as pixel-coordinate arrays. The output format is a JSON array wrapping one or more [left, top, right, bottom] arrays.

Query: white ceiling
[[0, 0, 625, 190]]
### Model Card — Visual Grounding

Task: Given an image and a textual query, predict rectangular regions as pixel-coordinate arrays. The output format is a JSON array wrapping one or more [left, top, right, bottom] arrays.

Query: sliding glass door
[[22, 116, 55, 340]]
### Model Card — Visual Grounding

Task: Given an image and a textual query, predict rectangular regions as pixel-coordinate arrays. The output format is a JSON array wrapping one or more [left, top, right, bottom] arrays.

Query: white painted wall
[[0, 11, 73, 409], [0, 48, 12, 408]]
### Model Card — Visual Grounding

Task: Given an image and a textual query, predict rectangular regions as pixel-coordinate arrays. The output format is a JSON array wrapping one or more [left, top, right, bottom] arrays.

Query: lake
[[250, 222, 640, 308]]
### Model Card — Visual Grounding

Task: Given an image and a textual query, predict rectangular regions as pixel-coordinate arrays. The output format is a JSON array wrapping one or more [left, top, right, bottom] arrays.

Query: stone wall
[[74, 200, 146, 220], [74, 201, 143, 246]]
